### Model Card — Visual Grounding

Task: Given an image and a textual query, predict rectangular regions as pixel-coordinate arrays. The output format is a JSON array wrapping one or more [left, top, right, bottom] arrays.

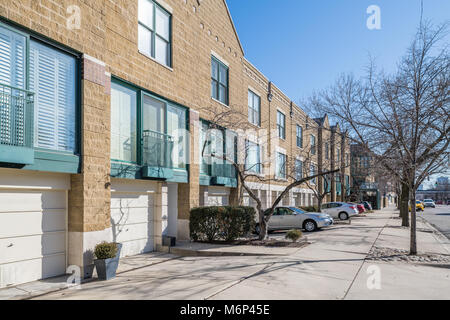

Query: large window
[[276, 152, 287, 179], [211, 56, 228, 105], [30, 40, 77, 153], [111, 79, 187, 169], [138, 0, 171, 67], [245, 140, 261, 174], [277, 111, 286, 140], [296, 125, 303, 148], [248, 90, 260, 126], [111, 82, 137, 162], [325, 142, 329, 160], [0, 25, 26, 89]]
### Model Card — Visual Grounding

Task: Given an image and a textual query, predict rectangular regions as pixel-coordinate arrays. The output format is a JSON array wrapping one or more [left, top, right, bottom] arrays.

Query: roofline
[[223, 0, 245, 56]]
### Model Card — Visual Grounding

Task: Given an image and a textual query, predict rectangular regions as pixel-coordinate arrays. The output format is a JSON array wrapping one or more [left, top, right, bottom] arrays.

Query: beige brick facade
[[0, 0, 351, 281]]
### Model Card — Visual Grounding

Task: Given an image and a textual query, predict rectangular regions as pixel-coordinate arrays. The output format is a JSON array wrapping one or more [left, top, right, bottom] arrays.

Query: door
[[111, 192, 154, 258], [0, 189, 67, 288], [278, 208, 299, 229], [267, 208, 281, 230]]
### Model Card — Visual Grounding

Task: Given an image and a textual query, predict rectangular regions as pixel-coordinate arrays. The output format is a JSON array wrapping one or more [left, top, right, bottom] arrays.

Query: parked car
[[320, 202, 359, 220], [436, 200, 443, 205], [256, 207, 334, 233], [423, 199, 436, 208], [447, 200, 450, 205], [360, 201, 373, 211], [409, 200, 424, 212], [356, 204, 366, 214]]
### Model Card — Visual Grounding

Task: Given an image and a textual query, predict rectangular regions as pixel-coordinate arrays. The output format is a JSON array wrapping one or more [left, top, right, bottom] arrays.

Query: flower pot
[[94, 243, 122, 281]]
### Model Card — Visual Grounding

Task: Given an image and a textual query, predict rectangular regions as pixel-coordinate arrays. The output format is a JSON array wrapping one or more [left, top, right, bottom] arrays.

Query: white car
[[320, 202, 359, 220], [255, 207, 334, 233], [423, 199, 436, 208]]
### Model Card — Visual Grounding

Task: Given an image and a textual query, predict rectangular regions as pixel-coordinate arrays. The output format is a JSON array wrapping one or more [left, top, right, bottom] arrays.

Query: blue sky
[[227, 0, 449, 188], [227, 0, 450, 102]]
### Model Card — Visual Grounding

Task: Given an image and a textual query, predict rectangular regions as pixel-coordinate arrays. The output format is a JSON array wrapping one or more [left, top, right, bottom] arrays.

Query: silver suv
[[423, 199, 436, 208], [320, 202, 359, 220]]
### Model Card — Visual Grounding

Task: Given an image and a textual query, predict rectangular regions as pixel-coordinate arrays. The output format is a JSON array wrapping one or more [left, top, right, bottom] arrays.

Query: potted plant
[[94, 242, 122, 280]]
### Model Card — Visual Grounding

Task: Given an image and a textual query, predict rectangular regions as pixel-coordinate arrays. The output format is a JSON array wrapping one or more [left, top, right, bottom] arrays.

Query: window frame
[[138, 0, 172, 67], [110, 76, 189, 169], [211, 55, 229, 105], [276, 152, 287, 180], [310, 134, 316, 155], [296, 125, 303, 148], [295, 159, 303, 181], [245, 139, 261, 174], [0, 21, 82, 156], [248, 89, 261, 126], [277, 111, 286, 140]]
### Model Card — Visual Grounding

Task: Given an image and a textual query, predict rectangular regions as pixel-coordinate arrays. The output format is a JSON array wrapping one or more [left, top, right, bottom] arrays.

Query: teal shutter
[[29, 40, 76, 152]]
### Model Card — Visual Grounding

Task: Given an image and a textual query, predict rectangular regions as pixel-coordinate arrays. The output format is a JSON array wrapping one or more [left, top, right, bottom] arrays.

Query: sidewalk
[[2, 207, 449, 300]]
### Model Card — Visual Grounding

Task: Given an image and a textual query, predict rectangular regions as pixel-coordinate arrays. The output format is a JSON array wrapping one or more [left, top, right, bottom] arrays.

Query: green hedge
[[300, 206, 319, 212], [190, 206, 256, 242]]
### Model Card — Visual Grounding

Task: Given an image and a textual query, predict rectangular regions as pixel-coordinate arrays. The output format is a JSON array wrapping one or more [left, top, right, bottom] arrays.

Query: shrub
[[285, 229, 303, 242], [300, 206, 319, 212], [94, 242, 118, 260], [190, 206, 256, 242]]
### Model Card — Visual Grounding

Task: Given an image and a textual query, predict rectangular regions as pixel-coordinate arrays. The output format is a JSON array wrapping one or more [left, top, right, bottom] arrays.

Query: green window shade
[[29, 40, 76, 153], [110, 82, 137, 162]]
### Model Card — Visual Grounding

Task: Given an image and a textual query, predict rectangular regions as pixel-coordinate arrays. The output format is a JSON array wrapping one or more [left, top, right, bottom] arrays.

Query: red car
[[356, 204, 366, 214]]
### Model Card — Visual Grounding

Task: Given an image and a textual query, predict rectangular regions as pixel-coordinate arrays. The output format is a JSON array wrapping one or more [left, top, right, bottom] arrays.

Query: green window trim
[[211, 56, 229, 105], [110, 76, 189, 180], [0, 20, 82, 173]]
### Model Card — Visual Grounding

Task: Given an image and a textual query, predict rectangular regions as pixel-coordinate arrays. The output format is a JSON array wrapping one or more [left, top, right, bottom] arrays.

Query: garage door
[[111, 192, 154, 257], [0, 190, 67, 288]]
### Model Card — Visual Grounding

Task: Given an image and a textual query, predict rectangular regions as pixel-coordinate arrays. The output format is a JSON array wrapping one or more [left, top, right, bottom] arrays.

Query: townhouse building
[[0, 0, 350, 288]]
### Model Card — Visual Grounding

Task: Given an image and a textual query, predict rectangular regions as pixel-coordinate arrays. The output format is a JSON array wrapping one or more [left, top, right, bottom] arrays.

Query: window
[[310, 164, 317, 184], [111, 82, 137, 162], [295, 159, 303, 180], [111, 79, 188, 169], [0, 25, 26, 89], [276, 152, 286, 179], [296, 125, 303, 148], [310, 135, 316, 155], [211, 56, 228, 105], [248, 90, 260, 126], [245, 140, 261, 174], [337, 148, 340, 163], [325, 142, 329, 159], [277, 111, 285, 139], [30, 40, 77, 153], [138, 0, 171, 67]]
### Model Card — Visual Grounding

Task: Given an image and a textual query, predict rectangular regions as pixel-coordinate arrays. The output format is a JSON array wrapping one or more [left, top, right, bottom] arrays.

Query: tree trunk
[[409, 190, 417, 255], [400, 182, 409, 227], [258, 209, 268, 240]]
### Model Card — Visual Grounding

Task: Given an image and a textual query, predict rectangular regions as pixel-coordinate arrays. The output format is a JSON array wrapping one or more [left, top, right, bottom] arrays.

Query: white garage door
[[0, 190, 67, 288], [111, 192, 154, 257]]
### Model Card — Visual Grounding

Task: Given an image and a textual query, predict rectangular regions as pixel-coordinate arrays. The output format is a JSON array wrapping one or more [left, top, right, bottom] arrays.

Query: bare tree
[[305, 22, 449, 254]]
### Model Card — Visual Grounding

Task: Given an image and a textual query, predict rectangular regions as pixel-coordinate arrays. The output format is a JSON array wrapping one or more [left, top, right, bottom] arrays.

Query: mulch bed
[[196, 238, 310, 248]]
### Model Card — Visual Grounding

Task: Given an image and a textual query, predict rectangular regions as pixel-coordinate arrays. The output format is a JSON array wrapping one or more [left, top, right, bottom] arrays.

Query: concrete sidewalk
[[2, 206, 449, 300]]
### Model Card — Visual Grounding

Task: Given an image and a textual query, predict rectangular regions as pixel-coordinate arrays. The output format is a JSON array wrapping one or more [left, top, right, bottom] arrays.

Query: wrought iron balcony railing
[[142, 129, 174, 168], [0, 83, 34, 148], [0, 83, 34, 164]]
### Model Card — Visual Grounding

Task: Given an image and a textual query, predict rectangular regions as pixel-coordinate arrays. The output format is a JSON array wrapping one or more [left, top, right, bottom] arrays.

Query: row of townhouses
[[0, 0, 350, 288]]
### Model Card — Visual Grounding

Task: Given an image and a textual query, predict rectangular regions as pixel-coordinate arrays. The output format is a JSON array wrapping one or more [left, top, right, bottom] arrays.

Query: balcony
[[0, 83, 34, 165], [141, 129, 174, 180], [210, 162, 237, 187]]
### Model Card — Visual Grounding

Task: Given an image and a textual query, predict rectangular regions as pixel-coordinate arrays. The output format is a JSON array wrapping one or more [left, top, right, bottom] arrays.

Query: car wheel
[[303, 220, 317, 232], [339, 212, 349, 220]]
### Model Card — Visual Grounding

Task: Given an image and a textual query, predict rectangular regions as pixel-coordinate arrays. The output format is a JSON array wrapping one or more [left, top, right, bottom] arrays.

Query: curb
[[417, 216, 450, 255]]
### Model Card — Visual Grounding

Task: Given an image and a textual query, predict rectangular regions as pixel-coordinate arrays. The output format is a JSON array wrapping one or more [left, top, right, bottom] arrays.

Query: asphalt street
[[420, 205, 450, 239]]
